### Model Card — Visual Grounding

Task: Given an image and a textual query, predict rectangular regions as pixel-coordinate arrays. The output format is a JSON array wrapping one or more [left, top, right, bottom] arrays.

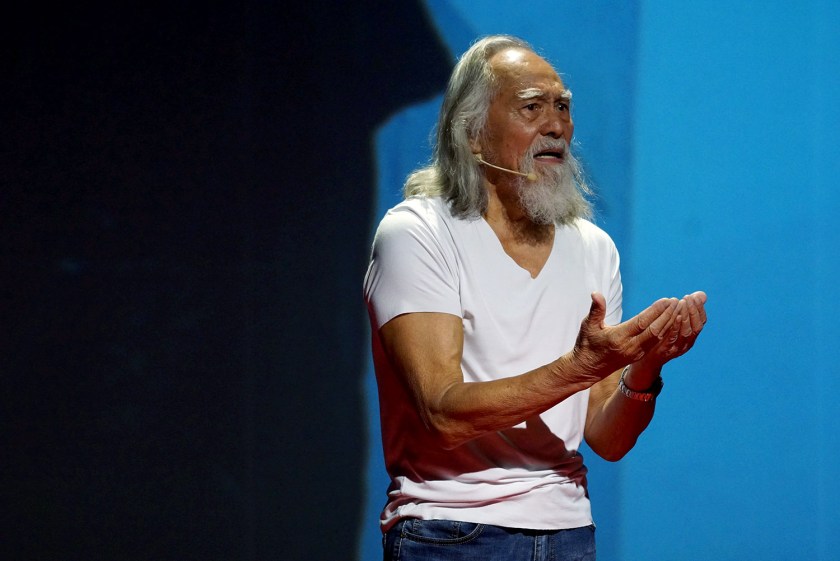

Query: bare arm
[[378, 292, 679, 449], [585, 291, 708, 460]]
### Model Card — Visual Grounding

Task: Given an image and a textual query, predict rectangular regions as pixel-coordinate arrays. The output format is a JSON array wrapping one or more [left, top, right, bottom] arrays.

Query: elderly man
[[363, 34, 706, 560]]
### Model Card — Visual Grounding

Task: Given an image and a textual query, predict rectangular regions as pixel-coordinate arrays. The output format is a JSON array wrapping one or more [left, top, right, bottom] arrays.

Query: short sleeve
[[604, 240, 623, 326], [363, 200, 462, 329], [578, 218, 623, 327]]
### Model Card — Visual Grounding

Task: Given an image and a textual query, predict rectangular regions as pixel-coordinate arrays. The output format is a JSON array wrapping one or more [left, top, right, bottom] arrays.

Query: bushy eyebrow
[[515, 88, 573, 102]]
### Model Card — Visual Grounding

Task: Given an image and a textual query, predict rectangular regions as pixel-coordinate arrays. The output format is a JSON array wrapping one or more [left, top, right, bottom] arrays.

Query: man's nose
[[541, 111, 569, 140]]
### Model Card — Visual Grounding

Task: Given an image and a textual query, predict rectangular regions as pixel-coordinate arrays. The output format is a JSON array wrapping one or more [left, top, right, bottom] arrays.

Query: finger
[[695, 294, 708, 326], [684, 295, 705, 333], [677, 299, 694, 338], [685, 292, 707, 329], [689, 290, 707, 305], [635, 297, 678, 339], [584, 292, 607, 330], [680, 317, 693, 338], [668, 317, 682, 344]]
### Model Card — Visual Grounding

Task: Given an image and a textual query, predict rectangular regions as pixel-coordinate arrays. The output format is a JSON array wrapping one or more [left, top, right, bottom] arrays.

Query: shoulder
[[571, 218, 612, 239], [560, 218, 617, 250], [374, 196, 460, 243], [554, 219, 621, 276], [382, 195, 450, 224]]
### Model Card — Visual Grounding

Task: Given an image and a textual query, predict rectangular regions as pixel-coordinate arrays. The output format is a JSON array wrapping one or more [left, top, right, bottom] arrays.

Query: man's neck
[[483, 184, 554, 246]]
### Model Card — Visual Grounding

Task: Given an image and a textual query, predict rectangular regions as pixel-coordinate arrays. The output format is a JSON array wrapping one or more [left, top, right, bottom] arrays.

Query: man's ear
[[469, 136, 482, 155]]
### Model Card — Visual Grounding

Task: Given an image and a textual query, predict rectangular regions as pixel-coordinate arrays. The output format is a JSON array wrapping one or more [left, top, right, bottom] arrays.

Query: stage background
[[4, 1, 838, 560]]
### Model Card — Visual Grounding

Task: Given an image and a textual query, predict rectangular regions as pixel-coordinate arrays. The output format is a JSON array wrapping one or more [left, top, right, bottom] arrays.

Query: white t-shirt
[[364, 195, 623, 532]]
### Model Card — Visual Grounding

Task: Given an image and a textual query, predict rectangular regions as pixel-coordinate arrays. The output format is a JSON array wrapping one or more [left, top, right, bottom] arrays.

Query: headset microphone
[[474, 153, 537, 181]]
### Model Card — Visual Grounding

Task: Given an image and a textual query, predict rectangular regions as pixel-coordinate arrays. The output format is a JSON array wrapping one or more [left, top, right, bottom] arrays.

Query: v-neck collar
[[478, 218, 556, 280]]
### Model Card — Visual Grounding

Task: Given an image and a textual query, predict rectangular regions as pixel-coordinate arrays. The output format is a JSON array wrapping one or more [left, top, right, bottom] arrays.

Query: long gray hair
[[403, 35, 534, 218]]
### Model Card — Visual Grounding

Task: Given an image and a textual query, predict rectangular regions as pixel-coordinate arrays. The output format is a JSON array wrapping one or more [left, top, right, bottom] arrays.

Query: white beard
[[517, 139, 592, 226]]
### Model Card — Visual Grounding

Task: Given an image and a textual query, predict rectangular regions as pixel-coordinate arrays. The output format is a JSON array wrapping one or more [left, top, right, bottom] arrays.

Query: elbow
[[423, 411, 472, 450], [597, 448, 630, 462], [416, 389, 474, 450], [585, 433, 637, 462], [430, 424, 469, 451]]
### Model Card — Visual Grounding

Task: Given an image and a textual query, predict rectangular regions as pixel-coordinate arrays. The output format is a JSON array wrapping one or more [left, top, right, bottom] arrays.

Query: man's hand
[[583, 291, 707, 460], [623, 291, 707, 389], [569, 292, 679, 385]]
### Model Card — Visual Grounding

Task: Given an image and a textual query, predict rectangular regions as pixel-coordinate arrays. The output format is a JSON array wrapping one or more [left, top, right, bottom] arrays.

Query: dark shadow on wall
[[1, 2, 451, 559]]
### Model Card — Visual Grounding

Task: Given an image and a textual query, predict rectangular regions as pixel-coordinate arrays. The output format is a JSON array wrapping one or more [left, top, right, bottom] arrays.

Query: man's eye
[[557, 102, 569, 112], [525, 103, 540, 111]]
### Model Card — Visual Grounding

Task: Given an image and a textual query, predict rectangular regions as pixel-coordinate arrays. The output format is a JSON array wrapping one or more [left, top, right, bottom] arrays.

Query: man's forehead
[[494, 48, 532, 65], [491, 48, 567, 95]]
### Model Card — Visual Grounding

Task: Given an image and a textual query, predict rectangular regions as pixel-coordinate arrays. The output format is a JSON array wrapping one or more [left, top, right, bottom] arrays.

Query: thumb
[[584, 292, 607, 330]]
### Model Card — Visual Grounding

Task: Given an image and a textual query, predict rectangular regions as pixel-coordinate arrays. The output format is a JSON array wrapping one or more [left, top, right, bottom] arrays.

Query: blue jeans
[[383, 518, 596, 561]]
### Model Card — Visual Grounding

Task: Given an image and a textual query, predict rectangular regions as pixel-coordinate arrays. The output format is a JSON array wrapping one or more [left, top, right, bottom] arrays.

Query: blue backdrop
[[6, 2, 836, 558], [361, 2, 840, 560]]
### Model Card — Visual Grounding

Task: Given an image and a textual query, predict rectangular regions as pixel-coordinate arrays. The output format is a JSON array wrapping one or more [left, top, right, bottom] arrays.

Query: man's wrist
[[618, 365, 663, 402]]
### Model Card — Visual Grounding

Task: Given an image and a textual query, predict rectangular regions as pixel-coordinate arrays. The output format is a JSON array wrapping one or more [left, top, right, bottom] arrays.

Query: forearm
[[424, 353, 594, 449], [584, 365, 660, 461]]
